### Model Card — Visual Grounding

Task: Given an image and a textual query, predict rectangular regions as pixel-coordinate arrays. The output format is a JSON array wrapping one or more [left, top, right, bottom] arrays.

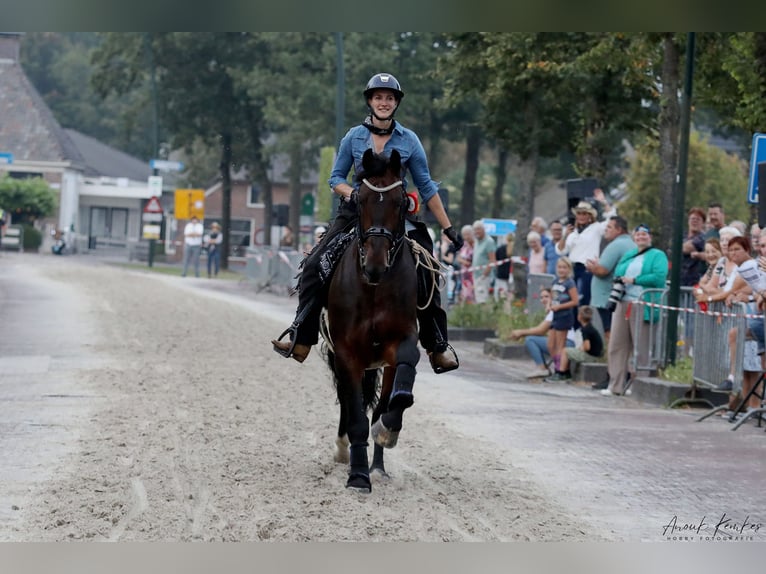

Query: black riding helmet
[[363, 73, 404, 101]]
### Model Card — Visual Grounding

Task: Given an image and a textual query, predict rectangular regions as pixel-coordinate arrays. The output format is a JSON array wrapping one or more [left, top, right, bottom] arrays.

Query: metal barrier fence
[[631, 288, 668, 373], [691, 301, 748, 390], [244, 246, 303, 295]]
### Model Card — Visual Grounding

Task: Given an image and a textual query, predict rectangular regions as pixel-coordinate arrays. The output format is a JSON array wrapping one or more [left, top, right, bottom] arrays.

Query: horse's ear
[[362, 149, 375, 173], [389, 149, 401, 173]]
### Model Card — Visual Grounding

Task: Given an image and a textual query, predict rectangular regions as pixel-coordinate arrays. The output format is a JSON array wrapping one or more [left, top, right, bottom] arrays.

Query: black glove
[[444, 226, 464, 251]]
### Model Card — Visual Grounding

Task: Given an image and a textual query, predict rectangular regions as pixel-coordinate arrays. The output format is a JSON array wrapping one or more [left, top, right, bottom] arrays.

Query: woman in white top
[[555, 188, 615, 306]]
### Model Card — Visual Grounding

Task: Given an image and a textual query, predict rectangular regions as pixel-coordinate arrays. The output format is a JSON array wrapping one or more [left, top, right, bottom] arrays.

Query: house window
[[247, 184, 262, 207], [8, 171, 44, 180]]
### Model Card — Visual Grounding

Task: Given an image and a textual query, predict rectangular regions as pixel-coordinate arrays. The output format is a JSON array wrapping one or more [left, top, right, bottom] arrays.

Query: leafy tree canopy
[[0, 177, 58, 223]]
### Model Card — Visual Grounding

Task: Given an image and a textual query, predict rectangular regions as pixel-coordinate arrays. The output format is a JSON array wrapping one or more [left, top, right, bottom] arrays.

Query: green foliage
[[658, 356, 694, 385], [447, 300, 502, 329], [620, 130, 749, 239], [496, 301, 547, 342], [21, 224, 42, 250], [0, 176, 58, 223]]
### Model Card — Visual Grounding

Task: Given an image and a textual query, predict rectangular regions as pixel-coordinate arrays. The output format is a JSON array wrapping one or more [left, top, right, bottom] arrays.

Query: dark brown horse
[[323, 148, 419, 493]]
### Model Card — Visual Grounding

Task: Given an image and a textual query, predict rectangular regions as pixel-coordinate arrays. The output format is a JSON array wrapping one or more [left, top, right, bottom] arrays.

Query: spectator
[[586, 215, 636, 342], [700, 236, 758, 391], [441, 229, 460, 304], [545, 220, 564, 275], [697, 238, 723, 293], [681, 207, 708, 287], [585, 215, 636, 390], [750, 224, 761, 254], [494, 232, 515, 303], [181, 215, 204, 278], [549, 257, 579, 375], [457, 225, 476, 304], [203, 221, 223, 278], [699, 226, 742, 296], [280, 225, 294, 248], [546, 305, 604, 382], [0, 206, 7, 249], [509, 287, 575, 378], [703, 202, 725, 240], [555, 188, 615, 307], [530, 216, 550, 247], [602, 224, 669, 397], [526, 231, 547, 275], [471, 220, 497, 304]]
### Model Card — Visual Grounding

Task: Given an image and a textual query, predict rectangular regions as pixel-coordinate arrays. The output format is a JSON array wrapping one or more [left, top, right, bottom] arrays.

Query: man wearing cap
[[555, 188, 615, 308]]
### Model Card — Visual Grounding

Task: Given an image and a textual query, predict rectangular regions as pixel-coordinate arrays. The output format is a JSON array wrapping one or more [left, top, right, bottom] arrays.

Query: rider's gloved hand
[[444, 226, 464, 251]]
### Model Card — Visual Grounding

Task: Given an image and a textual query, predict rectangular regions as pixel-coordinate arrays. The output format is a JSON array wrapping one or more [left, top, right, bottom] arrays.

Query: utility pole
[[144, 33, 160, 268], [666, 32, 696, 365], [332, 32, 344, 218]]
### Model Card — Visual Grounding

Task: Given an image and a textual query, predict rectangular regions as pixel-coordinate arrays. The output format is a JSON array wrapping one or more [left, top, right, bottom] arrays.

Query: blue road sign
[[150, 159, 185, 172], [0, 152, 13, 164], [747, 133, 766, 204], [481, 218, 517, 236]]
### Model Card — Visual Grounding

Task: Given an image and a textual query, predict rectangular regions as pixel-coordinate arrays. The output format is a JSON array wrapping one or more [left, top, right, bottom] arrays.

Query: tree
[[620, 130, 749, 235], [0, 176, 58, 223]]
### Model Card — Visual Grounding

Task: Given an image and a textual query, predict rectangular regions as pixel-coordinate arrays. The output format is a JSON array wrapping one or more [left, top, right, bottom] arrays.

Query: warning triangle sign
[[144, 196, 164, 213]]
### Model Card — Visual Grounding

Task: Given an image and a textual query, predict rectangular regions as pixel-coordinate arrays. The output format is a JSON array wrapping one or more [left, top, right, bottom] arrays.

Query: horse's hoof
[[346, 472, 372, 493], [371, 418, 399, 449], [370, 467, 390, 481], [333, 435, 350, 463]]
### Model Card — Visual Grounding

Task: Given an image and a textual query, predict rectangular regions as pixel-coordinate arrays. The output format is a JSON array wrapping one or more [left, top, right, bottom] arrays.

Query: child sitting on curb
[[545, 305, 604, 382]]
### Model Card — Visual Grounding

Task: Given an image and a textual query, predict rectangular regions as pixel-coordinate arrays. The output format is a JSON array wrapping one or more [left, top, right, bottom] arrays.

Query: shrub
[[21, 224, 42, 251], [496, 299, 547, 341], [447, 300, 503, 329]]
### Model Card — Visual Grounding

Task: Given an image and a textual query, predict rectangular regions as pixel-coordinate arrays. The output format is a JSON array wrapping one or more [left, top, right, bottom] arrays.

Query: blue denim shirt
[[328, 122, 439, 203]]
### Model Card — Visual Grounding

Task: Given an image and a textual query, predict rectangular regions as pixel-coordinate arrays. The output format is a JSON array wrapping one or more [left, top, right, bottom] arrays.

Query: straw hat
[[571, 201, 598, 219]]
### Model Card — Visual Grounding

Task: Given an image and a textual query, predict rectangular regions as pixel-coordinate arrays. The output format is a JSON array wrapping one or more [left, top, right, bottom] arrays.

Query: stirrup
[[430, 343, 459, 374], [272, 324, 299, 358]]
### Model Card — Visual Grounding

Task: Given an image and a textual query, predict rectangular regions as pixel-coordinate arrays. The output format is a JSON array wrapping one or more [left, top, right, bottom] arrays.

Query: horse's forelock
[[357, 152, 396, 183]]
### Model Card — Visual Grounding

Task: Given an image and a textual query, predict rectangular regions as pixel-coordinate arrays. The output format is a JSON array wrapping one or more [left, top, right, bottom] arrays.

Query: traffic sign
[[144, 195, 164, 214], [0, 152, 13, 164], [148, 175, 163, 197], [747, 132, 766, 204], [150, 159, 185, 172], [481, 218, 517, 237], [142, 224, 161, 240], [174, 189, 205, 220]]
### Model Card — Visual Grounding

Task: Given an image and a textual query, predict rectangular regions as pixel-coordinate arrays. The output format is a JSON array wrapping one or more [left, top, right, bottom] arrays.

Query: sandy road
[[0, 254, 594, 542]]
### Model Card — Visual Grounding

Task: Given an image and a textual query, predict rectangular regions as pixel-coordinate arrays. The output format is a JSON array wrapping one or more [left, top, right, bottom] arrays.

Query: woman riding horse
[[272, 72, 463, 372]]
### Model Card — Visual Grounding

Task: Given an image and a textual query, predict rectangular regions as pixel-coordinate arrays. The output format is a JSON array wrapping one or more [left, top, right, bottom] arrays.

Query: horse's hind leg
[[370, 368, 394, 477], [334, 402, 349, 463]]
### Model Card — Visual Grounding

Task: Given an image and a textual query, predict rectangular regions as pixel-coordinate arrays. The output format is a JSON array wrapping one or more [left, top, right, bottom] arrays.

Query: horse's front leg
[[371, 336, 419, 449], [337, 364, 373, 492]]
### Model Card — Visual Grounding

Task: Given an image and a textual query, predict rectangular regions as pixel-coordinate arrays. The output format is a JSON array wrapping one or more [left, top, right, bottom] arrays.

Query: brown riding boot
[[428, 348, 459, 374], [271, 339, 311, 363]]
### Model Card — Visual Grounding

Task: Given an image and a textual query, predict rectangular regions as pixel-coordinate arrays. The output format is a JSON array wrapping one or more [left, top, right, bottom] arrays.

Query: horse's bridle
[[357, 178, 407, 273]]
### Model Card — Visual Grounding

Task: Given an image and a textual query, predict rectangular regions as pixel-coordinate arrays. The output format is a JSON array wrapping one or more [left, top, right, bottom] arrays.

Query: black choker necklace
[[362, 115, 395, 136]]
